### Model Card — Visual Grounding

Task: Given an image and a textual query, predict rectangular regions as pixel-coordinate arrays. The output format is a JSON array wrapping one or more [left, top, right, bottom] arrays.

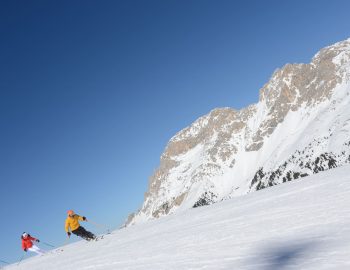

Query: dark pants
[[72, 226, 96, 240]]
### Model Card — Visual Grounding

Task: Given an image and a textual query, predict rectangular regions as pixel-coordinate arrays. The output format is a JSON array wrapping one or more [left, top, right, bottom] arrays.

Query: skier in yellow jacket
[[65, 210, 96, 241]]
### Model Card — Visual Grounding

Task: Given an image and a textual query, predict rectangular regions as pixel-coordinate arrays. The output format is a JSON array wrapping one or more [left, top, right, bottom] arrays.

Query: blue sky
[[1, 0, 350, 264]]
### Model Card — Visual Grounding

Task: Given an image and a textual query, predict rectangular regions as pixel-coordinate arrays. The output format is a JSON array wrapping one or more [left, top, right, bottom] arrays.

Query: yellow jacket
[[65, 215, 84, 232]]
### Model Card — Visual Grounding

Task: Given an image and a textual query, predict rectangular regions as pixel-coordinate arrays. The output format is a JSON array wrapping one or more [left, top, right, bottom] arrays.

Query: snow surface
[[5, 165, 350, 270]]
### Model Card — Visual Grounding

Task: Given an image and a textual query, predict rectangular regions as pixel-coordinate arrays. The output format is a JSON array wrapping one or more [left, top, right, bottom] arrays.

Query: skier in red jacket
[[21, 232, 46, 255]]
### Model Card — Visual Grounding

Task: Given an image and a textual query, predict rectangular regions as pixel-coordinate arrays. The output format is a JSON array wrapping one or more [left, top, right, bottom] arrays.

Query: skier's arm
[[78, 215, 86, 221], [65, 219, 70, 233], [31, 237, 40, 242], [29, 236, 37, 241]]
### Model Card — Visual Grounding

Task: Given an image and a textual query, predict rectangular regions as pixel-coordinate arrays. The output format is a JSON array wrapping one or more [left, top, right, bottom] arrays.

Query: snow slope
[[5, 165, 350, 269]]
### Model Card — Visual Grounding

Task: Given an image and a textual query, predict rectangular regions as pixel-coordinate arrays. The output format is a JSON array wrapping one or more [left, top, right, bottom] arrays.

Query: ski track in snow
[[5, 166, 350, 269]]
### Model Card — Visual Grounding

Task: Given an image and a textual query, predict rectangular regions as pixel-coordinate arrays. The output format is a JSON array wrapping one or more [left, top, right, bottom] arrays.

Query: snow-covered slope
[[127, 38, 350, 225], [5, 165, 350, 269]]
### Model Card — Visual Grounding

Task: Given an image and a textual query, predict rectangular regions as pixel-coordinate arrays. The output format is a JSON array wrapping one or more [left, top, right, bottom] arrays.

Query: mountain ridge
[[126, 38, 350, 226]]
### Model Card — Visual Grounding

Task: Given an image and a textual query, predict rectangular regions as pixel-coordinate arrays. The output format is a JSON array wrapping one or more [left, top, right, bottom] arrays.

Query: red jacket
[[21, 236, 37, 250]]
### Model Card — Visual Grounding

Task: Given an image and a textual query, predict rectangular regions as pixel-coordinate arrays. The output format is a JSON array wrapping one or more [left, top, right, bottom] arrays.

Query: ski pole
[[0, 259, 9, 264], [62, 236, 70, 247], [88, 220, 111, 234], [88, 220, 108, 228], [42, 241, 55, 248], [17, 253, 25, 266]]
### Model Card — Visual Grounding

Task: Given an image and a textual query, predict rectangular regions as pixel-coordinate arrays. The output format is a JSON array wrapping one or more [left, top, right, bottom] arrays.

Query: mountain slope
[[5, 165, 350, 270], [127, 38, 350, 225]]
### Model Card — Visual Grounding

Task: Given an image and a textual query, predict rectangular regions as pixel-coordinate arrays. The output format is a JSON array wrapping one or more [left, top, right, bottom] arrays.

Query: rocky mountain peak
[[126, 38, 350, 226]]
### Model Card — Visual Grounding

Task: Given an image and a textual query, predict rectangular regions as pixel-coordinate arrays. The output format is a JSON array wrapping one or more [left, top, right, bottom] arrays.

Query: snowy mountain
[[5, 165, 350, 269], [126, 38, 350, 226]]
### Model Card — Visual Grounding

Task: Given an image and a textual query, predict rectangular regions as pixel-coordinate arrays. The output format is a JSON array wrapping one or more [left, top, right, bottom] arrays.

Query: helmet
[[67, 210, 75, 216], [22, 232, 28, 238]]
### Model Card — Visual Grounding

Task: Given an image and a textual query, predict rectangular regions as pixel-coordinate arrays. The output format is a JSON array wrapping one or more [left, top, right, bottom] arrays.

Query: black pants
[[72, 226, 96, 240]]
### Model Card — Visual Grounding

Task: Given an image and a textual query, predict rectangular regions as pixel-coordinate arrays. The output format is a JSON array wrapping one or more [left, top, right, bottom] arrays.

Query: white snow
[[5, 165, 350, 269]]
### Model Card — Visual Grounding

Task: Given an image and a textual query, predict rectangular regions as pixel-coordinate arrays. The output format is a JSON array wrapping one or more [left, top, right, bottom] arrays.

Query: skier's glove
[[24, 248, 27, 252], [36, 239, 40, 242], [82, 216, 87, 221], [67, 232, 71, 237]]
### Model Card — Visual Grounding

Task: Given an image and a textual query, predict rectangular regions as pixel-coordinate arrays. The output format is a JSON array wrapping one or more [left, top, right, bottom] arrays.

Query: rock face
[[126, 38, 350, 226]]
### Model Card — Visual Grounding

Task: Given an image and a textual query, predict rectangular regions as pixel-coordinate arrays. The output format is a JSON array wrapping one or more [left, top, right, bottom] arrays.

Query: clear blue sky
[[1, 0, 349, 264]]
